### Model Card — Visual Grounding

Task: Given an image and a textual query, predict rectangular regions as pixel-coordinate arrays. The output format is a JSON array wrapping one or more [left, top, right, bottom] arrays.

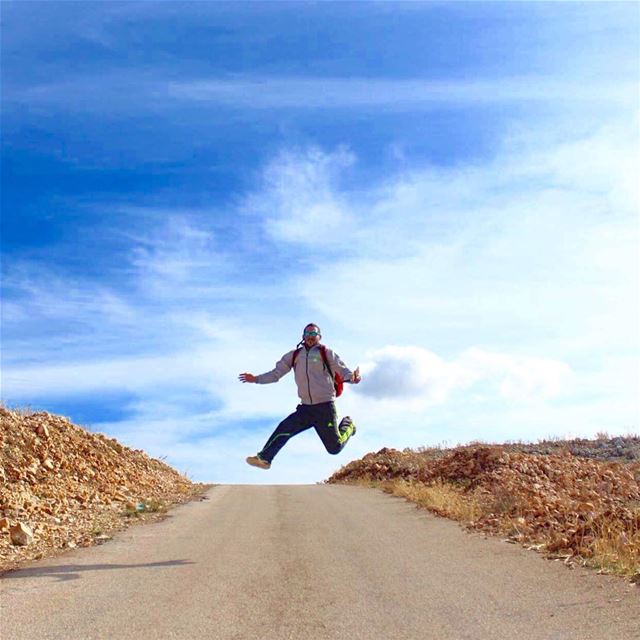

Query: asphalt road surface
[[2, 484, 639, 640]]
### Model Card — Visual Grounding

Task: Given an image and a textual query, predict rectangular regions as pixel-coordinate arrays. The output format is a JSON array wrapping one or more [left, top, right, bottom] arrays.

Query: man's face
[[303, 325, 321, 348]]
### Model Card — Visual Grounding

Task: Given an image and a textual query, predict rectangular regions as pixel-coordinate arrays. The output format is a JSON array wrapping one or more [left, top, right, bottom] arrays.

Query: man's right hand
[[239, 373, 257, 383]]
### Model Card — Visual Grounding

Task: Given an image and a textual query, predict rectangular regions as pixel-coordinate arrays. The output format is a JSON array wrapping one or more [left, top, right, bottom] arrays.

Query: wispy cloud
[[166, 76, 636, 109], [286, 116, 639, 346], [127, 215, 234, 298], [6, 75, 635, 116], [243, 147, 355, 245]]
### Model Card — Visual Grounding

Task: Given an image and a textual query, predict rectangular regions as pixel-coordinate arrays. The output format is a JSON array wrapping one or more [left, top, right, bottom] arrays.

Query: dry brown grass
[[589, 511, 640, 579], [379, 478, 483, 523]]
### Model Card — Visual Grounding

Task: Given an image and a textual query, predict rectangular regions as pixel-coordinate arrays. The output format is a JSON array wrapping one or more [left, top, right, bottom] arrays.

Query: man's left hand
[[352, 367, 361, 384]]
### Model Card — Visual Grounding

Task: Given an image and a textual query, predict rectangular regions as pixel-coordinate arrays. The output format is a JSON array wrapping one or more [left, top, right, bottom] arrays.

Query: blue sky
[[2, 1, 638, 484]]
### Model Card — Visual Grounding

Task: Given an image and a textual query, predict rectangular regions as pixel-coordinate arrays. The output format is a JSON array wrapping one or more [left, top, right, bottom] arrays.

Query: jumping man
[[239, 323, 361, 469]]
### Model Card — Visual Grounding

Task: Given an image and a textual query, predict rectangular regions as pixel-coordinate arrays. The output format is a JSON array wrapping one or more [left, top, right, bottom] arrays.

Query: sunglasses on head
[[303, 330, 319, 337]]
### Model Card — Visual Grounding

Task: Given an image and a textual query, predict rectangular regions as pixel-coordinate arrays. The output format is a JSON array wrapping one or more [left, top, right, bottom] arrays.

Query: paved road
[[1, 485, 638, 639]]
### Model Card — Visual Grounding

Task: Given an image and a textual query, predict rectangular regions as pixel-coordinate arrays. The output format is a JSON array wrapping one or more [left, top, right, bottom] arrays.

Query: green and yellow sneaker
[[339, 416, 356, 437]]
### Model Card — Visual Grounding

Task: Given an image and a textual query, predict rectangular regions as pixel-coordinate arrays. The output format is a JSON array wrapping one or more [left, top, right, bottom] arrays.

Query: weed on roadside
[[122, 498, 168, 518]]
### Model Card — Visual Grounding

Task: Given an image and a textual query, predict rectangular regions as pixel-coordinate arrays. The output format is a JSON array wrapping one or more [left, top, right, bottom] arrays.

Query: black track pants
[[258, 401, 353, 464]]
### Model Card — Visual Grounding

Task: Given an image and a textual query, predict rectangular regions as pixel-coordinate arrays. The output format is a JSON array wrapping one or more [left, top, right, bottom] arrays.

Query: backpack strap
[[319, 345, 332, 376], [291, 347, 302, 368], [319, 345, 344, 397]]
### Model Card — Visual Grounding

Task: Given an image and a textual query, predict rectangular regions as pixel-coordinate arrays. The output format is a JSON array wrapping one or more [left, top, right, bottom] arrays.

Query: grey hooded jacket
[[255, 344, 355, 405]]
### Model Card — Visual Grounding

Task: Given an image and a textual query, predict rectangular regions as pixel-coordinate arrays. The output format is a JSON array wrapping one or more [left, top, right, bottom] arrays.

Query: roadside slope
[[0, 407, 208, 573], [327, 440, 640, 580]]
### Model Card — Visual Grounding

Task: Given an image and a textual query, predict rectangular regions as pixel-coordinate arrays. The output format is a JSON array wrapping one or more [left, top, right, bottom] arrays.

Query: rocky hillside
[[327, 437, 640, 581], [0, 407, 208, 573]]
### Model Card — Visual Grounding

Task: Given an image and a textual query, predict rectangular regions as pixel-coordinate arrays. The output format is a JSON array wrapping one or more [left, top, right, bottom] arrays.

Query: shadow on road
[[1, 559, 195, 582]]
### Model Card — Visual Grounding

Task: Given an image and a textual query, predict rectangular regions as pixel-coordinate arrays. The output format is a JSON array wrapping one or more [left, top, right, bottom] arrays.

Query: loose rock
[[10, 522, 33, 546]]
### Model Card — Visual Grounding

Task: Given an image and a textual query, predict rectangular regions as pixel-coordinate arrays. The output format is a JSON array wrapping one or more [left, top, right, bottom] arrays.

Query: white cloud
[[359, 346, 466, 403], [357, 345, 572, 406], [457, 347, 572, 401], [244, 147, 355, 245]]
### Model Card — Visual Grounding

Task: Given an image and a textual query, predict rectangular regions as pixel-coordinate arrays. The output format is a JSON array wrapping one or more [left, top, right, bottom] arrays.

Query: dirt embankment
[[0, 407, 209, 573], [327, 438, 640, 581]]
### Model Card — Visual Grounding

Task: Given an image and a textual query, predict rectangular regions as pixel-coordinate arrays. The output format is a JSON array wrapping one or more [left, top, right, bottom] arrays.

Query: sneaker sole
[[246, 456, 271, 470]]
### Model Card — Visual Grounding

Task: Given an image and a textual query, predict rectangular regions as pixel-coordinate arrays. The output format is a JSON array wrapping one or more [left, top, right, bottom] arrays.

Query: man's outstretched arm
[[238, 350, 296, 385]]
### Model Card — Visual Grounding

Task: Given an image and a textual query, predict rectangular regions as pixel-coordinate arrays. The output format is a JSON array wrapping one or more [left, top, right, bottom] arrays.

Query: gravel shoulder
[[0, 407, 209, 573]]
